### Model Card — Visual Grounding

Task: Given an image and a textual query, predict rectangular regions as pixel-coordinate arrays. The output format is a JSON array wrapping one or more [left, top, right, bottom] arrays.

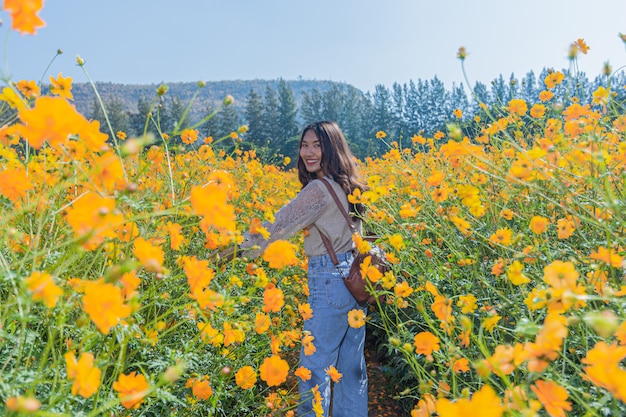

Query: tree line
[[88, 69, 626, 161]]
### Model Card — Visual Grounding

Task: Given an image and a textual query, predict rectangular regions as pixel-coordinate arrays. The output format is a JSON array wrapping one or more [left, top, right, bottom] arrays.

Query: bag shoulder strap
[[316, 226, 339, 265]]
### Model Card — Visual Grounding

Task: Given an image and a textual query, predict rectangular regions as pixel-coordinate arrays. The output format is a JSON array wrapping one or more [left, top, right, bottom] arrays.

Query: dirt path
[[366, 345, 404, 417]]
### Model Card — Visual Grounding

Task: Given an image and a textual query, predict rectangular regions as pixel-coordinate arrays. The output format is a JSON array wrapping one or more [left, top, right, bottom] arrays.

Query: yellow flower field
[[2, 2, 626, 416]]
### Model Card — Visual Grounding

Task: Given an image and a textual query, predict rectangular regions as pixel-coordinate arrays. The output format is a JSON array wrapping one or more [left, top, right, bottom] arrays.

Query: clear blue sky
[[3, 0, 626, 93]]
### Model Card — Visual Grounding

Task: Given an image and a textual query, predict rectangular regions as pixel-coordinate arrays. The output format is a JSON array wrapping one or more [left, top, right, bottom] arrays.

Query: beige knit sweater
[[240, 176, 359, 259]]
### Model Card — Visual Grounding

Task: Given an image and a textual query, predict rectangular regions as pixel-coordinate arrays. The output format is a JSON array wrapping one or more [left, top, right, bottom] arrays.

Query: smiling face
[[299, 129, 324, 178]]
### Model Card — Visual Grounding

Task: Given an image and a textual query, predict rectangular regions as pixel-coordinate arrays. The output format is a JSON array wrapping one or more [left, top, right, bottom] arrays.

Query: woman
[[238, 121, 369, 416]]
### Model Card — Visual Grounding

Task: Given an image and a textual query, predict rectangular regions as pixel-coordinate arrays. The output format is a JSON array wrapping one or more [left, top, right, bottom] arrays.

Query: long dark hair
[[297, 121, 368, 215]]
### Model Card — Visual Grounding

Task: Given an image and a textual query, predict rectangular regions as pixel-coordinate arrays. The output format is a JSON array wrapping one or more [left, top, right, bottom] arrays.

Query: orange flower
[[325, 365, 343, 383], [508, 99, 528, 116], [295, 366, 312, 382], [530, 380, 571, 417], [436, 385, 503, 417], [543, 260, 579, 290], [16, 96, 85, 149], [223, 322, 245, 346], [16, 80, 39, 99], [49, 73, 74, 100], [64, 192, 124, 250], [191, 183, 237, 235], [120, 271, 141, 300], [180, 128, 199, 144], [489, 228, 513, 246], [375, 131, 387, 139], [452, 358, 469, 373], [189, 377, 213, 400], [183, 256, 215, 294], [133, 237, 164, 273], [259, 355, 289, 387], [574, 38, 590, 54], [64, 351, 101, 398], [347, 309, 366, 328], [360, 255, 384, 283], [530, 103, 546, 118], [113, 371, 150, 409], [82, 280, 132, 334], [25, 271, 63, 308], [582, 341, 626, 402], [302, 333, 316, 356], [544, 71, 565, 90], [235, 366, 257, 389], [298, 303, 313, 321], [255, 312, 271, 334], [3, 0, 46, 34], [539, 90, 554, 102], [262, 240, 299, 269], [529, 216, 549, 234], [164, 221, 186, 250], [590, 246, 624, 268], [413, 331, 440, 355], [556, 217, 576, 239], [262, 284, 285, 313]]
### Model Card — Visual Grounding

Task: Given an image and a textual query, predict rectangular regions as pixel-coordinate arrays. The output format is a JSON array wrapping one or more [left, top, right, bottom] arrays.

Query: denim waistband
[[308, 251, 354, 268]]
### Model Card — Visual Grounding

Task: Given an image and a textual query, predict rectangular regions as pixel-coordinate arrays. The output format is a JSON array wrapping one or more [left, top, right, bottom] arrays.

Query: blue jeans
[[297, 251, 368, 417]]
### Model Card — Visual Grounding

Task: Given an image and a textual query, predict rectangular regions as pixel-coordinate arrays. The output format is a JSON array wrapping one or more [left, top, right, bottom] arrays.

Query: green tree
[[243, 89, 265, 148], [300, 88, 324, 124], [262, 86, 281, 150], [276, 79, 299, 141]]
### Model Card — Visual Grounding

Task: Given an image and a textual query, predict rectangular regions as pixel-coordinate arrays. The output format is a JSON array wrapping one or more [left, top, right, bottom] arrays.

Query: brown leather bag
[[316, 178, 389, 305]]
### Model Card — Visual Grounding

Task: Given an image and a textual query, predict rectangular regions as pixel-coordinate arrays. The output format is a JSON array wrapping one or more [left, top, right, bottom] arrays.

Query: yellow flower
[[49, 72, 74, 100], [388, 234, 405, 251], [375, 131, 387, 139], [483, 314, 501, 334], [507, 261, 530, 285]]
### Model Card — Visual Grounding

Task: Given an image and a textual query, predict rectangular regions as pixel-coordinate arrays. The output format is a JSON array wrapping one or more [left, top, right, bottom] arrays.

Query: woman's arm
[[239, 180, 330, 259]]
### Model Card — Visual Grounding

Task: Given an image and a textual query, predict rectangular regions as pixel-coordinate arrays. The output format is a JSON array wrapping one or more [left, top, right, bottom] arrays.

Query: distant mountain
[[71, 79, 358, 122]]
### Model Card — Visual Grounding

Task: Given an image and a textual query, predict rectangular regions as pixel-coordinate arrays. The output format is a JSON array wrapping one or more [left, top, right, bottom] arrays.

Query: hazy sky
[[3, 0, 626, 93]]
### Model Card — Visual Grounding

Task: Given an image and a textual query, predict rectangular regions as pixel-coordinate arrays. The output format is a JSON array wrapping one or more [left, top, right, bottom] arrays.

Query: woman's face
[[299, 130, 324, 178]]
